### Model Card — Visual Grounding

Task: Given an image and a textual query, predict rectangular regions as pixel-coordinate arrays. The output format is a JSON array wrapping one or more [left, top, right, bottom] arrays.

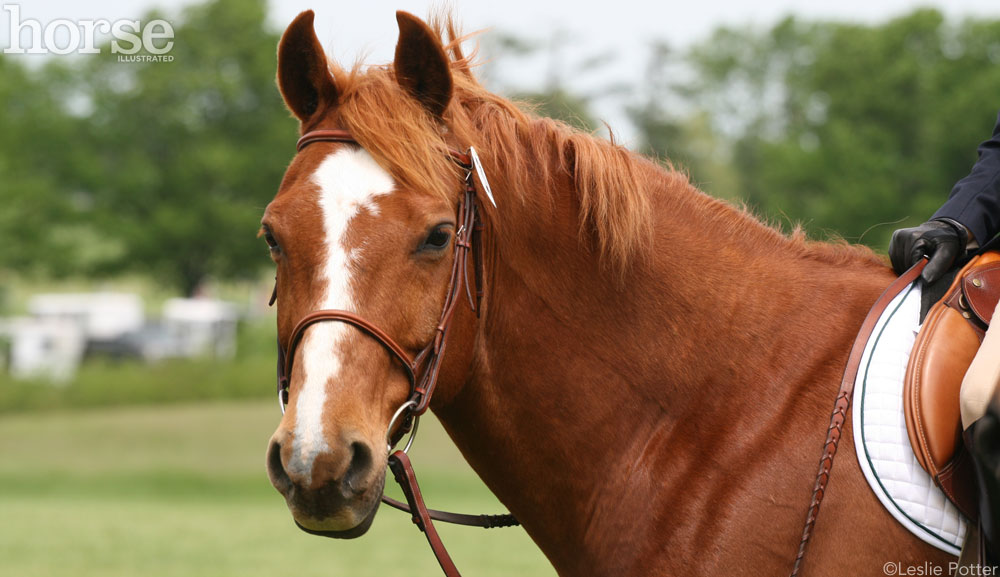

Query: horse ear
[[393, 11, 453, 119], [277, 11, 338, 123]]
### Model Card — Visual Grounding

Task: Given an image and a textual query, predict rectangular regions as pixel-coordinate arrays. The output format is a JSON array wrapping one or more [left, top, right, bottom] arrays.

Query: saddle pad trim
[[853, 281, 966, 556]]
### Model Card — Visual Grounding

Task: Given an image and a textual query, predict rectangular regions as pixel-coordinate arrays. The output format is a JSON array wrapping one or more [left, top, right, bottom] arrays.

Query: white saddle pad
[[851, 280, 967, 555]]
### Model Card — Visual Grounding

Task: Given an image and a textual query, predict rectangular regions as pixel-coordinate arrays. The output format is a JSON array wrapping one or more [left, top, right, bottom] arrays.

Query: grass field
[[0, 400, 555, 577]]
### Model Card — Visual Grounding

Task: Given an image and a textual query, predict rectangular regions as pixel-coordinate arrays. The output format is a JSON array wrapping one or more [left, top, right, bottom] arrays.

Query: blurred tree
[[628, 43, 739, 196], [486, 30, 620, 132], [1, 0, 294, 294], [512, 88, 598, 131], [634, 10, 1000, 248], [78, 0, 295, 294], [0, 55, 96, 277]]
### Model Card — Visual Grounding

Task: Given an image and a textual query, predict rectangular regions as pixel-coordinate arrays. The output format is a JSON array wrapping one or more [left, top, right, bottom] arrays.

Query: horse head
[[263, 10, 475, 538]]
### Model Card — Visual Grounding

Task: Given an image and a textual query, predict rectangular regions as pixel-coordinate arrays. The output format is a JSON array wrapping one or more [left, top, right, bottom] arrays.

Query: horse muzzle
[[266, 428, 385, 538]]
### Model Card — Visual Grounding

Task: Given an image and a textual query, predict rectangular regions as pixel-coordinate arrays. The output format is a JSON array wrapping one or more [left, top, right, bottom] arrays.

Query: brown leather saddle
[[904, 250, 1000, 519]]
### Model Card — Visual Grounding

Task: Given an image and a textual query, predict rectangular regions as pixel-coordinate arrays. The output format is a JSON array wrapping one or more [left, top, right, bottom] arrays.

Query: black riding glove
[[889, 219, 968, 283]]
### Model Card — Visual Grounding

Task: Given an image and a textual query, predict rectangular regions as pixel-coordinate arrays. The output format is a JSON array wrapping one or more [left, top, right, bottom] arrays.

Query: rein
[[789, 258, 927, 576], [273, 129, 516, 577]]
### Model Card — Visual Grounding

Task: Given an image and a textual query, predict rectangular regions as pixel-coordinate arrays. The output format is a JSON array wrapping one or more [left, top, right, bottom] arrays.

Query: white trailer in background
[[0, 292, 146, 381], [0, 292, 146, 382], [162, 298, 239, 359], [0, 317, 85, 383], [28, 293, 145, 343], [0, 293, 241, 381]]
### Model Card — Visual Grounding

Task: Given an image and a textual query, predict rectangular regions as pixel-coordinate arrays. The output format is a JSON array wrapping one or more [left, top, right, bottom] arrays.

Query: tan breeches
[[960, 299, 1000, 429]]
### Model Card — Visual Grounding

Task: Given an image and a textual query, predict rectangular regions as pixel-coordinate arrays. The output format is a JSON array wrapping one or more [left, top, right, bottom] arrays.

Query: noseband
[[271, 129, 515, 577]]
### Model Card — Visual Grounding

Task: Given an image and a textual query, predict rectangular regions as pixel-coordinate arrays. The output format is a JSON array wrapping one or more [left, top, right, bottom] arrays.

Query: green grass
[[0, 400, 555, 577], [0, 355, 274, 413]]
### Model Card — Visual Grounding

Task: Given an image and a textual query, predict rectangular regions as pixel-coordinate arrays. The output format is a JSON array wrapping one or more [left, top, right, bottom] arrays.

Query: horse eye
[[264, 230, 280, 252], [420, 226, 452, 251]]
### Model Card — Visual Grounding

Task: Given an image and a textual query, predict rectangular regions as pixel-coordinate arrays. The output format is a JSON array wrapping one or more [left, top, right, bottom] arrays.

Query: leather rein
[[789, 258, 928, 576], [272, 129, 516, 577]]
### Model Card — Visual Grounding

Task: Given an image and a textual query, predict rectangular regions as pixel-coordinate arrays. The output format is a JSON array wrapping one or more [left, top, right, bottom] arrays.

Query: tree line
[[3, 1, 998, 293]]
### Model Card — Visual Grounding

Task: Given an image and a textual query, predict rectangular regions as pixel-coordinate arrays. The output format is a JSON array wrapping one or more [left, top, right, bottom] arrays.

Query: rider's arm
[[932, 112, 1000, 248], [889, 112, 1000, 282]]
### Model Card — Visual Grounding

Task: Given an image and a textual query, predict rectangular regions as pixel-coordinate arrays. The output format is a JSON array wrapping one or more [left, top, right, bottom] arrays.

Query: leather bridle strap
[[380, 493, 521, 528], [284, 310, 420, 388], [297, 129, 473, 166], [789, 258, 927, 576]]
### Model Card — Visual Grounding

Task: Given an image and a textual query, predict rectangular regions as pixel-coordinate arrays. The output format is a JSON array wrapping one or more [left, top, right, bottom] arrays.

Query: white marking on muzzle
[[289, 147, 395, 485]]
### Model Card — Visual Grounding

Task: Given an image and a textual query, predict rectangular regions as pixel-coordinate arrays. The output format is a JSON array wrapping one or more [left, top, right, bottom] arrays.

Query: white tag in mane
[[468, 147, 497, 208]]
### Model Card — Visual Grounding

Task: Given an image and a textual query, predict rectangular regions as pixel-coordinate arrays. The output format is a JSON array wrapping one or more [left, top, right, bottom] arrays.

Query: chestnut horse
[[262, 10, 954, 576]]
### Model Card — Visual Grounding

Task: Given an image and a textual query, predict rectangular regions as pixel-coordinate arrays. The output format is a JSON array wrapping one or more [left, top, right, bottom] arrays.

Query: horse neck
[[432, 141, 895, 575]]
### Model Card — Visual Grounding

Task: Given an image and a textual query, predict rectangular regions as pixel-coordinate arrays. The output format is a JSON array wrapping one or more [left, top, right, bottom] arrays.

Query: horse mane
[[686, 188, 887, 268], [323, 13, 885, 275]]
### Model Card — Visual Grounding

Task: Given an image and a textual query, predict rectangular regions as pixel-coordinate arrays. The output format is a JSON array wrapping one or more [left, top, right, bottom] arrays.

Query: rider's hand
[[889, 219, 968, 283]]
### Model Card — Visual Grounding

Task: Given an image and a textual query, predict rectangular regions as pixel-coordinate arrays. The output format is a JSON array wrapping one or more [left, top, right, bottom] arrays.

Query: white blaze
[[289, 147, 395, 484]]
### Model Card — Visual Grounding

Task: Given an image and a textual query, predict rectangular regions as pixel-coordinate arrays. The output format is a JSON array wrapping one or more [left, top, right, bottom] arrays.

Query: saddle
[[904, 250, 1000, 520]]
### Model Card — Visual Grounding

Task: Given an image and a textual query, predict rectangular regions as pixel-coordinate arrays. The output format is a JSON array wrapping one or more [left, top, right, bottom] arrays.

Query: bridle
[[276, 129, 484, 440], [270, 129, 516, 577]]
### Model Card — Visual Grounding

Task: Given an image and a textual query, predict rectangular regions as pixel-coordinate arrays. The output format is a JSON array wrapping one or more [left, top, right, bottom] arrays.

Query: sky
[[4, 0, 1000, 139], [4, 0, 999, 55], [274, 0, 1000, 64]]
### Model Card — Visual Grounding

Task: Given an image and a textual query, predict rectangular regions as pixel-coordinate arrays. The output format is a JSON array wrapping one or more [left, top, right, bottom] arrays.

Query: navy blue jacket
[[933, 112, 1000, 248]]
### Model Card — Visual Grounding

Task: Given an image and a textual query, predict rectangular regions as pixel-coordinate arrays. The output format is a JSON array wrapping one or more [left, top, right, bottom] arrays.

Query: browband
[[296, 129, 472, 167]]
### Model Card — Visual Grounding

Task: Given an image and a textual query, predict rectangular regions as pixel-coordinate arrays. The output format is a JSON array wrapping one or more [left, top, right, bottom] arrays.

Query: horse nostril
[[267, 438, 292, 496], [343, 441, 373, 495]]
